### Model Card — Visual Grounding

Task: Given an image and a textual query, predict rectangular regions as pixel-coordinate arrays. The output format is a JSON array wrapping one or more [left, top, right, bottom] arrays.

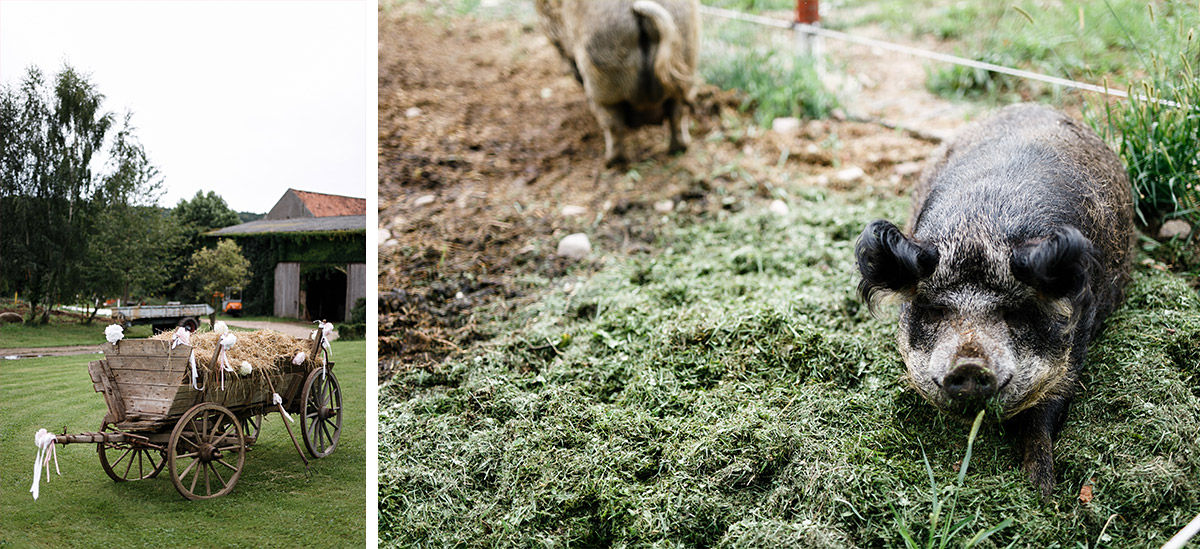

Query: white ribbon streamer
[[30, 429, 59, 500], [218, 333, 238, 390], [172, 328, 204, 390], [273, 393, 294, 423]]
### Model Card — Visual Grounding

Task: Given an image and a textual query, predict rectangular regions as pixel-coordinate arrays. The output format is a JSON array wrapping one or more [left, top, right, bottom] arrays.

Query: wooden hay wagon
[[49, 328, 343, 500]]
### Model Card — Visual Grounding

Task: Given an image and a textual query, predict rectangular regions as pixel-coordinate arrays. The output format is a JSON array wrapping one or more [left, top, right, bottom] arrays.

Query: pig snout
[[942, 359, 996, 403]]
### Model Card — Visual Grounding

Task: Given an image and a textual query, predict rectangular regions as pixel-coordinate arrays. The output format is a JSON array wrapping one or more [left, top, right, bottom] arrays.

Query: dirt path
[[1, 345, 102, 358]]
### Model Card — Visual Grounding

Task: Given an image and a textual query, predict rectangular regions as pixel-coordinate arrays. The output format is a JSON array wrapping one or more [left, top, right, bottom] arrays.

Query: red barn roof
[[265, 189, 366, 220]]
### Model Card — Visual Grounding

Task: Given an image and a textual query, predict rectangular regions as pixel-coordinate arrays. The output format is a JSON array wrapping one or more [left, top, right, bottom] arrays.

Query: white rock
[[455, 291, 465, 300], [653, 199, 674, 213], [557, 233, 592, 259], [771, 117, 801, 135], [1159, 219, 1192, 239], [894, 161, 922, 177], [540, 87, 553, 99], [768, 199, 789, 216], [835, 166, 866, 184], [378, 228, 392, 242], [561, 205, 587, 217], [414, 194, 436, 207], [405, 107, 422, 118]]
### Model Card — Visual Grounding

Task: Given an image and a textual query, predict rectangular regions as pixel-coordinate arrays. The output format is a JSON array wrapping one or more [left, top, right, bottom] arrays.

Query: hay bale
[[151, 329, 322, 375]]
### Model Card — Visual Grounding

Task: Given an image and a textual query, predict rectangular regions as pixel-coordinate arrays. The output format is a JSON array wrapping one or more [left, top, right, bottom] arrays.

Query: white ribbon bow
[[273, 393, 294, 423], [30, 429, 59, 500]]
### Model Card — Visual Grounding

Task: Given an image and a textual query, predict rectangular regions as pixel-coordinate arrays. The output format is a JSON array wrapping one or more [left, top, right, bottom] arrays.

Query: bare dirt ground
[[1, 345, 102, 358], [378, 3, 956, 382]]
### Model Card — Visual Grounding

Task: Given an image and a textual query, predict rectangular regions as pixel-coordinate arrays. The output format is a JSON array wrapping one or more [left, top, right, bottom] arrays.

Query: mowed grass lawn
[[0, 340, 365, 548], [1, 319, 153, 349], [380, 189, 1200, 547]]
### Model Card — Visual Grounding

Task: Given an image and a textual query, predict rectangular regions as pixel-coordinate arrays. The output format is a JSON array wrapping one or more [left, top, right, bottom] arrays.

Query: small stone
[[414, 194, 435, 207], [561, 205, 587, 217], [378, 228, 392, 242], [894, 161, 922, 177], [557, 233, 592, 259], [653, 199, 674, 213], [405, 107, 422, 118], [768, 199, 789, 216], [835, 166, 866, 184], [1159, 219, 1192, 239], [540, 87, 552, 99], [771, 117, 801, 135], [455, 291, 465, 300]]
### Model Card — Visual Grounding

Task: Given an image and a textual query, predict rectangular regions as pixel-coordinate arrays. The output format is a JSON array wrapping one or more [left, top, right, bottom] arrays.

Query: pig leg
[[666, 99, 689, 154], [591, 103, 629, 167], [1006, 394, 1072, 500]]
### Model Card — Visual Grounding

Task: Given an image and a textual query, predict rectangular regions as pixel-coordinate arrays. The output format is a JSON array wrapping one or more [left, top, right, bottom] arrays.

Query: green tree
[[0, 65, 155, 323], [165, 191, 241, 299], [186, 239, 252, 306]]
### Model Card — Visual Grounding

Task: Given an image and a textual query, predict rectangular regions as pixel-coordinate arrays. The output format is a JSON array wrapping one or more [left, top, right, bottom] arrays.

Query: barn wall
[[274, 262, 301, 318], [345, 263, 366, 320]]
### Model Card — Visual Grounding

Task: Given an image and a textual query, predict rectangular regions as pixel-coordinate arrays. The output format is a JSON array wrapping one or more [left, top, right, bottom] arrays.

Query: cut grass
[[0, 340, 366, 548], [0, 319, 152, 349], [379, 189, 1200, 547]]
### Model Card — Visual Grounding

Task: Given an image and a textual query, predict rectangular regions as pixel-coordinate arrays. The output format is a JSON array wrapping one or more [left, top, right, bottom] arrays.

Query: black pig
[[855, 104, 1134, 498]]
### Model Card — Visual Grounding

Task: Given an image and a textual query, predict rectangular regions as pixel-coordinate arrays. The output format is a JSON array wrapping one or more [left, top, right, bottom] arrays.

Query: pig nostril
[[943, 363, 997, 401]]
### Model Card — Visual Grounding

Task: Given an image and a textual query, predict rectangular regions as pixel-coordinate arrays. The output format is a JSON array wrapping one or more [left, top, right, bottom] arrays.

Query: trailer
[[111, 303, 215, 333], [45, 327, 342, 500]]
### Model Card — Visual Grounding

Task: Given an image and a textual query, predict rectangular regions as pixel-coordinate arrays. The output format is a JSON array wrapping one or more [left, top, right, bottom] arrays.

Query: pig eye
[[913, 301, 950, 322]]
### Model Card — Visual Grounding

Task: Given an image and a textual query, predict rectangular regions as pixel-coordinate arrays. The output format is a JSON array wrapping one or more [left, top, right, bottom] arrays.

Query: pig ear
[[855, 220, 940, 310], [1010, 226, 1094, 299]]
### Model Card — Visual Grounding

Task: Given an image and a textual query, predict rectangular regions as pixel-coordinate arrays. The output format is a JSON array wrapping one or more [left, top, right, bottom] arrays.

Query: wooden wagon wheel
[[300, 368, 343, 458], [167, 402, 246, 500], [98, 423, 165, 481]]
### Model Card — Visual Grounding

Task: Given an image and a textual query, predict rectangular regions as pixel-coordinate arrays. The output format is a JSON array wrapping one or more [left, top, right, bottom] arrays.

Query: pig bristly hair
[[856, 220, 940, 312]]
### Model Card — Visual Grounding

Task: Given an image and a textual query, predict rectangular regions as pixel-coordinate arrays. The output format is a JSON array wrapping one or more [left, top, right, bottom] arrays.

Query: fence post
[[795, 0, 823, 68]]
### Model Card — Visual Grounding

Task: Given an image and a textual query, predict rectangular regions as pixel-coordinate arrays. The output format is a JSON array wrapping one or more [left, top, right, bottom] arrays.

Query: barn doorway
[[301, 265, 347, 322]]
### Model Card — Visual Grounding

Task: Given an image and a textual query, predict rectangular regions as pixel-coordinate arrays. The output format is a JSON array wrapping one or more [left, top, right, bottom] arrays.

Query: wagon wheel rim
[[167, 403, 245, 500], [300, 369, 342, 458], [98, 423, 166, 482]]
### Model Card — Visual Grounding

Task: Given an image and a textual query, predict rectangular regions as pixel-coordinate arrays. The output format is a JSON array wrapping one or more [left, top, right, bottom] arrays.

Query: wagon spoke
[[189, 459, 201, 493], [210, 462, 226, 488], [204, 464, 211, 496], [215, 458, 238, 472], [111, 447, 132, 468], [320, 422, 333, 448], [124, 449, 137, 479], [214, 444, 241, 453], [146, 451, 160, 473]]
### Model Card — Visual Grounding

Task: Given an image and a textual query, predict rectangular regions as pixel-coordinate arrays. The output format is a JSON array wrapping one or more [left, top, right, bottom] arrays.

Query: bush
[[335, 323, 365, 341]]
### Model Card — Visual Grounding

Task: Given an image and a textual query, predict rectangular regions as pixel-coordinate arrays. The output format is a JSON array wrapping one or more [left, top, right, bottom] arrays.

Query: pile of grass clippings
[[380, 188, 1200, 547]]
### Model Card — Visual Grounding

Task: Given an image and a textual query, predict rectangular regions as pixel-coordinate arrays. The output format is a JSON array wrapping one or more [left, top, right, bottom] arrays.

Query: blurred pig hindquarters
[[535, 0, 699, 166], [855, 104, 1134, 499]]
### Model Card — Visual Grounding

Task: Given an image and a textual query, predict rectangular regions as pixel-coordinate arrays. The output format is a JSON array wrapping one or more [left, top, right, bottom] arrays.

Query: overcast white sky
[[0, 0, 370, 214]]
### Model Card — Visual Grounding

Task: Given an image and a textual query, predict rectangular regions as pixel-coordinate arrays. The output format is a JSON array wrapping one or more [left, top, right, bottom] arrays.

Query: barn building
[[209, 189, 366, 322]]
